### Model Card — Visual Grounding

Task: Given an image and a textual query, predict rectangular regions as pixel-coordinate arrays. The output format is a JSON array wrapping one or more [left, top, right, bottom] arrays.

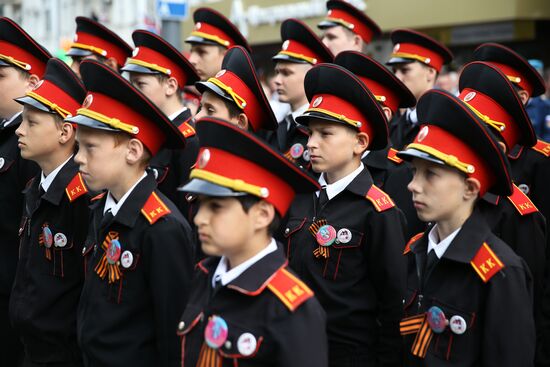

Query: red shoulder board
[[178, 121, 196, 138], [470, 242, 505, 283], [404, 232, 424, 255], [267, 267, 314, 312], [387, 148, 404, 164], [141, 191, 171, 225], [65, 173, 89, 202], [91, 192, 106, 202], [366, 185, 395, 212], [531, 139, 550, 157], [507, 184, 538, 216]]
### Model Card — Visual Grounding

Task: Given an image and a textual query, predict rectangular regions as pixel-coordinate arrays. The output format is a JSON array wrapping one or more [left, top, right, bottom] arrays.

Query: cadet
[[178, 117, 328, 367], [457, 60, 547, 364], [194, 45, 278, 134], [335, 50, 425, 237], [121, 29, 200, 214], [185, 7, 251, 81], [0, 17, 51, 366], [66, 16, 132, 78], [10, 58, 89, 367], [317, 0, 381, 56], [398, 89, 535, 365], [473, 43, 550, 230], [280, 63, 407, 366], [72, 60, 195, 367], [267, 18, 333, 170], [386, 29, 453, 149]]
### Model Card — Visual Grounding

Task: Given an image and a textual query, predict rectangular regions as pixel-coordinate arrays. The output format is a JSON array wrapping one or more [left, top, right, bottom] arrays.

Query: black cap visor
[[178, 178, 247, 197]]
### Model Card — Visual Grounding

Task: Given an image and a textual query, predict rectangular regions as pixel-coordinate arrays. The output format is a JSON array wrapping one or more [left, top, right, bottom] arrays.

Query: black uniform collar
[[344, 165, 375, 198], [92, 172, 158, 228], [411, 208, 490, 264], [362, 147, 390, 170], [41, 158, 80, 206], [171, 108, 192, 126], [200, 243, 288, 295]]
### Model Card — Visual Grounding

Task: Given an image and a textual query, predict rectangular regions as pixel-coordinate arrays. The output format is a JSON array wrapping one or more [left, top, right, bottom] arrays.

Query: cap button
[[178, 321, 185, 331]]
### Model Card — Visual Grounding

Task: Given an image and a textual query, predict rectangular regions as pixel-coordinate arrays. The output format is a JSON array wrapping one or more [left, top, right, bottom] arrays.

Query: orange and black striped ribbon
[[94, 231, 122, 283], [399, 314, 425, 335], [411, 315, 433, 358], [38, 230, 52, 261], [196, 343, 222, 367], [309, 219, 330, 258]]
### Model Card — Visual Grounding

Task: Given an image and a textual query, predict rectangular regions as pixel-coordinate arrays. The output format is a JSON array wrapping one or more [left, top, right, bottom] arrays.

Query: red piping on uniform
[[333, 249, 342, 280]]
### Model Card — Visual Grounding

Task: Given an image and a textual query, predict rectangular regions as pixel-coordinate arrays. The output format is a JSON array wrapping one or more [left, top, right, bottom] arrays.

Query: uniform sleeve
[[143, 218, 195, 367], [366, 207, 407, 367], [483, 261, 536, 366], [270, 298, 329, 367]]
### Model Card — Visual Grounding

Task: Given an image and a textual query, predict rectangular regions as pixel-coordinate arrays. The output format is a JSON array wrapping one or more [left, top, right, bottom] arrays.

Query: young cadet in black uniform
[[456, 61, 548, 364], [334, 50, 425, 238], [67, 16, 132, 78], [70, 60, 195, 367], [121, 29, 200, 215], [185, 7, 251, 81], [178, 117, 328, 367], [280, 63, 407, 367], [386, 29, 453, 150], [266, 19, 333, 171], [398, 89, 535, 366], [473, 43, 550, 231], [10, 58, 88, 367], [317, 0, 381, 56], [0, 17, 51, 367], [193, 45, 278, 134]]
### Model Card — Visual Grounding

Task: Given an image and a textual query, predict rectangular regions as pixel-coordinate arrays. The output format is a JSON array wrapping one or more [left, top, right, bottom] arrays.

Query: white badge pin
[[54, 233, 68, 248], [121, 250, 134, 269], [336, 228, 352, 244], [237, 333, 257, 356], [449, 315, 467, 335]]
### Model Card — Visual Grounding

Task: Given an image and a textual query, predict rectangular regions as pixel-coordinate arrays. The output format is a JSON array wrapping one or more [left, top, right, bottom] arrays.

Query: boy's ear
[[251, 199, 275, 232], [236, 113, 250, 130], [125, 138, 146, 165], [464, 177, 481, 200], [58, 121, 76, 144], [354, 131, 370, 155], [26, 74, 41, 92], [165, 77, 179, 97]]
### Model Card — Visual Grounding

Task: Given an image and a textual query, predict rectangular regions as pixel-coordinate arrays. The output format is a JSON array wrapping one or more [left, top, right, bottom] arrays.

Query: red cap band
[[392, 42, 445, 72], [325, 8, 376, 43], [191, 22, 233, 47], [489, 62, 533, 97], [0, 40, 46, 76], [72, 32, 129, 67], [129, 46, 189, 87]]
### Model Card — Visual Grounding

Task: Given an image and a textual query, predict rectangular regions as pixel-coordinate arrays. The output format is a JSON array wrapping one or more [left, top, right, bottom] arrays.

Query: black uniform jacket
[[0, 114, 39, 296], [280, 167, 407, 366], [265, 115, 312, 172], [178, 245, 328, 367], [149, 110, 199, 217], [402, 208, 535, 366], [508, 141, 550, 226], [10, 158, 90, 363], [389, 111, 418, 151], [362, 146, 406, 189], [77, 173, 195, 367]]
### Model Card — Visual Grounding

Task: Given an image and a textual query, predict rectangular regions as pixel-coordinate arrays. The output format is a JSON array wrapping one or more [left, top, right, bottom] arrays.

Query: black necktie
[[317, 187, 329, 209], [100, 209, 114, 230], [211, 276, 222, 297], [277, 114, 293, 151], [424, 249, 439, 276]]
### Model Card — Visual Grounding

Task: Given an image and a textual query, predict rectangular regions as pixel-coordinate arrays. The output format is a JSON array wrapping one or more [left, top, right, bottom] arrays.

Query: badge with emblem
[[312, 96, 323, 108], [40, 224, 53, 260], [336, 228, 352, 244], [449, 315, 467, 334], [54, 232, 67, 248], [290, 143, 304, 159], [120, 250, 134, 269], [82, 94, 93, 109], [33, 80, 44, 91], [302, 149, 310, 162], [518, 183, 530, 195], [198, 148, 211, 169], [417, 126, 429, 142], [95, 231, 122, 283], [204, 315, 229, 349], [426, 306, 448, 333], [309, 220, 335, 258], [237, 333, 257, 356], [463, 91, 476, 102], [132, 47, 139, 57], [215, 69, 226, 78], [282, 40, 290, 51]]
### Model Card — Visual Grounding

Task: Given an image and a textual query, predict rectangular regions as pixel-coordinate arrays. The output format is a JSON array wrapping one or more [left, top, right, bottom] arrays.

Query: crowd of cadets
[[0, 0, 548, 366]]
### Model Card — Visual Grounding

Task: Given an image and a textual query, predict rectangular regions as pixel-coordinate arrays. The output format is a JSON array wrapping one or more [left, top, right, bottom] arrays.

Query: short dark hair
[[236, 195, 281, 235], [221, 97, 242, 120]]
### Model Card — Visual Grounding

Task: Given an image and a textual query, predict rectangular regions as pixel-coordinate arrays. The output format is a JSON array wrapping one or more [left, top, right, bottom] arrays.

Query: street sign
[[157, 0, 188, 21]]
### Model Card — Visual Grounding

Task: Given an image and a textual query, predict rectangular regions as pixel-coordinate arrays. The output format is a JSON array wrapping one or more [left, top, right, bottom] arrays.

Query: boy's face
[[188, 44, 225, 81], [321, 26, 360, 56], [307, 119, 363, 176], [392, 62, 435, 102], [0, 66, 32, 119], [194, 196, 256, 258], [129, 73, 167, 110], [195, 90, 240, 125], [273, 62, 311, 108], [74, 127, 128, 192], [407, 158, 469, 223], [16, 107, 65, 163]]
